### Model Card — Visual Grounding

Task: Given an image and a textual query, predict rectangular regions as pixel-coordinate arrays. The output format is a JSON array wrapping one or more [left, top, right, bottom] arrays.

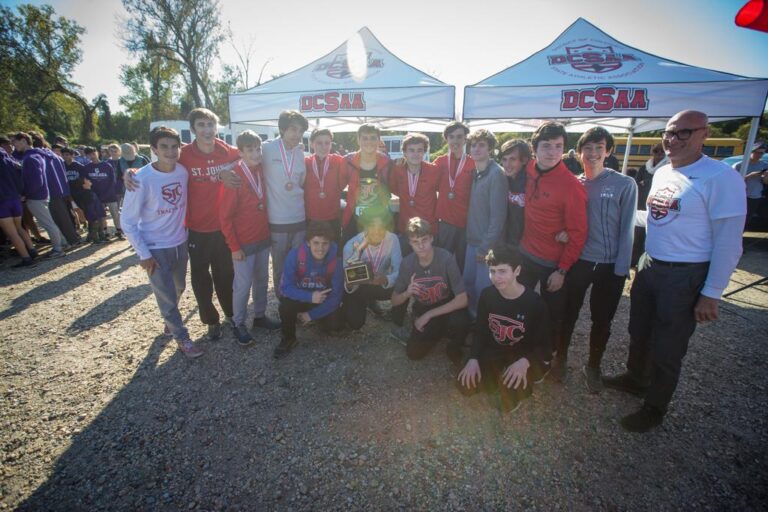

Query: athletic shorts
[[0, 198, 22, 219]]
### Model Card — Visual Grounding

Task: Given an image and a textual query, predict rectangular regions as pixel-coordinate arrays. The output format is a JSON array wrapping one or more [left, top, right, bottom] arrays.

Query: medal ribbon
[[240, 161, 264, 200], [312, 155, 330, 194], [278, 139, 296, 185], [407, 167, 420, 201], [365, 239, 386, 273], [447, 152, 467, 192]]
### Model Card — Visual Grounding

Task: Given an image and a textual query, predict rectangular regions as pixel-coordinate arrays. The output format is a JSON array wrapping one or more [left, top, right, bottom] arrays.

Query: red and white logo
[[561, 87, 649, 113], [300, 91, 366, 113], [161, 182, 182, 205], [648, 185, 682, 221], [547, 39, 644, 79], [312, 51, 384, 83], [414, 276, 448, 305], [488, 314, 525, 346]]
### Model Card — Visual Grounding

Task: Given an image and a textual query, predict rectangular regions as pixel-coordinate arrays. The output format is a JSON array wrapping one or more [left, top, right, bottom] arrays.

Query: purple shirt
[[81, 161, 117, 203]]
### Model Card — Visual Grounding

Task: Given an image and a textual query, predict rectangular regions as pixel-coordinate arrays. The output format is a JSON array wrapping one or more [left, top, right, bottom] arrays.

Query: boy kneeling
[[276, 221, 344, 359], [457, 245, 552, 412], [391, 217, 469, 366], [122, 126, 203, 358]]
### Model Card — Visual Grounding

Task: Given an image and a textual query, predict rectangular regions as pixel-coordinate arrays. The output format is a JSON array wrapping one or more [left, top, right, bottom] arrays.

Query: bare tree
[[121, 0, 224, 109]]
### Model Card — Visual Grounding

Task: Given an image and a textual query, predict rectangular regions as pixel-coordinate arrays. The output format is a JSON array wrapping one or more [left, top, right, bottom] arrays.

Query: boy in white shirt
[[122, 126, 203, 359]]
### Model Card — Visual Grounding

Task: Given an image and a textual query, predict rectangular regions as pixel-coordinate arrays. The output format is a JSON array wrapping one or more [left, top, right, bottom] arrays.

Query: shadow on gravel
[[0, 248, 134, 322], [67, 284, 152, 334], [13, 252, 768, 510]]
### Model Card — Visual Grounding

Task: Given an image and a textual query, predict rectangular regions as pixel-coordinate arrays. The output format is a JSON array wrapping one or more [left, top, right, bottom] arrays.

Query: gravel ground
[[0, 234, 766, 511]]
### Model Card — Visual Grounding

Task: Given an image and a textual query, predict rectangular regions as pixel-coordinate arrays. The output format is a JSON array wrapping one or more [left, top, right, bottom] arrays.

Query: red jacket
[[180, 139, 240, 233], [342, 151, 392, 228], [303, 153, 348, 222], [520, 160, 587, 271], [434, 153, 475, 228], [389, 161, 440, 234], [218, 160, 270, 252]]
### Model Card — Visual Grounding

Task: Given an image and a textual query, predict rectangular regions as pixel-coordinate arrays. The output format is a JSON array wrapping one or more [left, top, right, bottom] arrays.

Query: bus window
[[637, 145, 651, 156], [616, 144, 626, 155], [181, 129, 192, 144], [716, 146, 735, 157], [702, 145, 715, 156], [390, 140, 401, 153]]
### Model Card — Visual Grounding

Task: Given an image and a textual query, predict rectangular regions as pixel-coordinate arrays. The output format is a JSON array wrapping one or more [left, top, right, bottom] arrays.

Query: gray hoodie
[[579, 169, 637, 276], [466, 160, 508, 255]]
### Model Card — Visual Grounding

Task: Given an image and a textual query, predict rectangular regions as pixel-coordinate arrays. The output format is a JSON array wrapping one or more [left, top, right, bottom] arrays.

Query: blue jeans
[[463, 244, 492, 319], [147, 243, 190, 342], [232, 245, 271, 326]]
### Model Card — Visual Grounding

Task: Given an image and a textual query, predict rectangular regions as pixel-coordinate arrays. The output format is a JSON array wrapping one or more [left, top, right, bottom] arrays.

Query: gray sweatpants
[[105, 201, 121, 232], [147, 243, 190, 342], [232, 245, 270, 326], [26, 199, 64, 252], [270, 229, 305, 298]]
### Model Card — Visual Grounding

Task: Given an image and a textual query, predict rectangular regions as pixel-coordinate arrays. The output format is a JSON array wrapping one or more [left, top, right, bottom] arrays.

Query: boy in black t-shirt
[[457, 245, 552, 413], [391, 217, 470, 366]]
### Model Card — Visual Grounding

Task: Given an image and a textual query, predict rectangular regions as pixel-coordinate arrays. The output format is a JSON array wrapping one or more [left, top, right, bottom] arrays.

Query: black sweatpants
[[187, 230, 234, 325], [435, 221, 466, 274], [457, 348, 547, 412], [49, 197, 80, 245], [518, 254, 567, 358], [405, 306, 470, 360], [560, 259, 626, 368], [626, 255, 709, 413], [278, 298, 344, 340], [342, 284, 393, 330]]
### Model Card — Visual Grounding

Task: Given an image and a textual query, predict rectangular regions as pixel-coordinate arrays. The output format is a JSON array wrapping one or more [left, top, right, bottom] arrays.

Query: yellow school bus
[[613, 137, 744, 169]]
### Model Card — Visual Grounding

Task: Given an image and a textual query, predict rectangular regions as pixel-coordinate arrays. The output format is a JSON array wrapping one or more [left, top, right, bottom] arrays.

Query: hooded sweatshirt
[[280, 241, 343, 321], [21, 149, 49, 201]]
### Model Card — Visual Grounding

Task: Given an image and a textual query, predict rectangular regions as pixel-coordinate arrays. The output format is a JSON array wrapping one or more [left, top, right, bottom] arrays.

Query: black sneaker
[[207, 323, 222, 341], [234, 325, 254, 347], [12, 258, 36, 269], [252, 315, 281, 330], [583, 365, 603, 394], [620, 404, 664, 433], [273, 337, 297, 359], [602, 372, 648, 397]]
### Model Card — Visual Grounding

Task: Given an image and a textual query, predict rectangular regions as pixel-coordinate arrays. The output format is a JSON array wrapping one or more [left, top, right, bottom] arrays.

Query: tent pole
[[621, 118, 636, 175], [739, 117, 760, 177]]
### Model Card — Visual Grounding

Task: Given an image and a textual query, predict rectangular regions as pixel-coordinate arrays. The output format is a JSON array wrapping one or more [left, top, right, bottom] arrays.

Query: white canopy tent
[[463, 18, 768, 173], [228, 27, 455, 133]]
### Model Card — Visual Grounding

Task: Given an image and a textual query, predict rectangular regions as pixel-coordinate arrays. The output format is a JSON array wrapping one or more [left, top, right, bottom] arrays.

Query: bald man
[[603, 110, 746, 432]]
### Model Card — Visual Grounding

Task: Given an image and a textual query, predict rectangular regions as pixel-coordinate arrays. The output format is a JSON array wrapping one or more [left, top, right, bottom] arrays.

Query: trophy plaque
[[344, 261, 372, 285]]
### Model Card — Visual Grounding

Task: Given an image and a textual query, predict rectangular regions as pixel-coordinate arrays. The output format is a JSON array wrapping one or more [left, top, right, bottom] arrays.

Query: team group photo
[[2, 0, 767, 510]]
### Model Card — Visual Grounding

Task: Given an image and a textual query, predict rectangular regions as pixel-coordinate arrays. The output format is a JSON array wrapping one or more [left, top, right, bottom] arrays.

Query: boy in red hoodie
[[219, 131, 281, 346], [304, 128, 348, 240], [518, 122, 587, 381], [388, 132, 440, 255]]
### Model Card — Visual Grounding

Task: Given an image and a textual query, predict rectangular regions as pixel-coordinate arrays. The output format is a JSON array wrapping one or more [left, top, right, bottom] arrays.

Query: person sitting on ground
[[457, 245, 552, 413], [276, 220, 344, 359], [121, 126, 203, 359], [390, 217, 469, 366], [219, 130, 281, 347], [341, 210, 401, 330]]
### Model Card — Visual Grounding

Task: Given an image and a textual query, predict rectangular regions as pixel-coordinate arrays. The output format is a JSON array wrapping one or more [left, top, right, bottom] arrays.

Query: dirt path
[[1, 238, 766, 511]]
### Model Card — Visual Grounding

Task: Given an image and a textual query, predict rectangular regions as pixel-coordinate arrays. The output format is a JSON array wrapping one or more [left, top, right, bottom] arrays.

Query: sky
[[5, 0, 768, 114]]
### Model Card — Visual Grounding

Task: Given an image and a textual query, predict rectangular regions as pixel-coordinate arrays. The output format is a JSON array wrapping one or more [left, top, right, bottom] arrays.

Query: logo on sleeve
[[162, 182, 183, 205], [488, 314, 525, 346]]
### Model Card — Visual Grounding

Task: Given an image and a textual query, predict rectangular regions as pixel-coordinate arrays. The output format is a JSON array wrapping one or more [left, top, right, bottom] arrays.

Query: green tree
[[0, 4, 107, 142], [121, 0, 225, 110]]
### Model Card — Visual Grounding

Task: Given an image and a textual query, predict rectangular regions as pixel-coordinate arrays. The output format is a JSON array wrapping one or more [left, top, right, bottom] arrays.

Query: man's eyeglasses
[[661, 127, 706, 141]]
